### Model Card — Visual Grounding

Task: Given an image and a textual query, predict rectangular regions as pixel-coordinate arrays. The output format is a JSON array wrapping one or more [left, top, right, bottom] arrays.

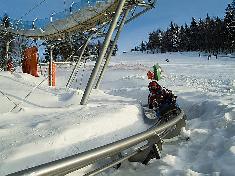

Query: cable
[[78, 55, 88, 90], [0, 89, 19, 108], [19, 0, 48, 21]]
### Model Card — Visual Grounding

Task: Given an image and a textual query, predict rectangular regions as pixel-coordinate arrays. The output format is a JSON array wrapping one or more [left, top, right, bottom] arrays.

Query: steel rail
[[94, 8, 130, 89], [66, 34, 94, 88], [80, 0, 127, 105], [95, 5, 154, 39], [0, 1, 155, 40], [84, 144, 150, 176], [7, 111, 184, 176], [124, 6, 153, 25]]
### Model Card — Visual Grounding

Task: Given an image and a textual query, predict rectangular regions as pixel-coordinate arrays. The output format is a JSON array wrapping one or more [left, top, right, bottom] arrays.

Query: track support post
[[80, 0, 127, 105], [66, 34, 93, 88], [49, 46, 53, 86], [94, 8, 130, 89]]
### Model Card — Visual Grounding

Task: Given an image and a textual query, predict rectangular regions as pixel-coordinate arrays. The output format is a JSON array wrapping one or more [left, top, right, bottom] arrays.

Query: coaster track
[[0, 0, 154, 40]]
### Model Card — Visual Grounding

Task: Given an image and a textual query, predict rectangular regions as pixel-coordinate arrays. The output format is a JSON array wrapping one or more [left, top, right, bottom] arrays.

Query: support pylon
[[49, 46, 53, 86], [66, 34, 93, 88], [94, 8, 130, 89], [80, 0, 127, 105]]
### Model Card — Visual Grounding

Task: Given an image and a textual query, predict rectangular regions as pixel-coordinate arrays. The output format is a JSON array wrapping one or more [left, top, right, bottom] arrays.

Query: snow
[[1, 52, 235, 175]]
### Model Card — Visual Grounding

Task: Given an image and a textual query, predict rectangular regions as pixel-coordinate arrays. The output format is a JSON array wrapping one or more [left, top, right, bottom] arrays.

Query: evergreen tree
[[189, 17, 199, 51], [224, 1, 235, 52], [161, 28, 171, 52], [214, 17, 225, 53], [0, 14, 14, 70], [140, 41, 146, 53], [147, 30, 162, 53], [197, 18, 206, 51], [171, 23, 180, 51], [178, 25, 189, 51]]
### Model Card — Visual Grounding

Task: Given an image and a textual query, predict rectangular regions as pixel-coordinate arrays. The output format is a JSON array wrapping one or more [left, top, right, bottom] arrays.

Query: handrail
[[7, 111, 185, 176]]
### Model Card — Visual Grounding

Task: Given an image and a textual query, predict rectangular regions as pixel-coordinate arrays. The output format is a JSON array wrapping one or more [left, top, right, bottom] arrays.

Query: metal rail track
[[7, 110, 186, 176]]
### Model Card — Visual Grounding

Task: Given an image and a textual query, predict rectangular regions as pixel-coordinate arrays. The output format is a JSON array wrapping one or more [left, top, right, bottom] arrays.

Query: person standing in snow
[[208, 54, 211, 60], [153, 64, 162, 81], [214, 54, 218, 59]]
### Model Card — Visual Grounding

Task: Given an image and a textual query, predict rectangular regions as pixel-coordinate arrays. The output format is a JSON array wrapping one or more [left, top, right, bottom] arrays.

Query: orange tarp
[[22, 46, 39, 77]]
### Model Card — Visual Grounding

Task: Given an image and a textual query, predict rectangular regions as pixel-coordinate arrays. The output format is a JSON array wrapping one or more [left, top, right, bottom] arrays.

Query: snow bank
[[1, 52, 235, 175], [100, 52, 235, 176], [0, 69, 149, 175]]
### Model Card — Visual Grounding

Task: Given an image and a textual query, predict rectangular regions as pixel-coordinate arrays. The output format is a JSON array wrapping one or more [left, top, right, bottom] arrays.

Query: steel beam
[[85, 145, 149, 176], [66, 34, 93, 88], [80, 0, 127, 105], [94, 8, 130, 89], [124, 7, 153, 25], [49, 47, 53, 86]]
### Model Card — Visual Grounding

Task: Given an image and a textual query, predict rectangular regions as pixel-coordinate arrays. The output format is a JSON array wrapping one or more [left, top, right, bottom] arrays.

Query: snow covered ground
[[0, 52, 235, 175]]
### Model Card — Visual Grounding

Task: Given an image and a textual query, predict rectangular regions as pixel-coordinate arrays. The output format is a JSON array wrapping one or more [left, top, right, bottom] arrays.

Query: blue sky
[[0, 0, 232, 52]]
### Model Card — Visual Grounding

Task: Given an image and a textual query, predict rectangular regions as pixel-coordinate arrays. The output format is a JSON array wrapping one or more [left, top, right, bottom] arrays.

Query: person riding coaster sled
[[147, 63, 178, 116], [148, 80, 178, 118], [147, 64, 178, 118]]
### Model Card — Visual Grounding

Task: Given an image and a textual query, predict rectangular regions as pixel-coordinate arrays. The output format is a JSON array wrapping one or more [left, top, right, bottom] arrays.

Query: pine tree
[[161, 28, 171, 52], [0, 14, 14, 70], [147, 30, 162, 53], [189, 17, 199, 51], [197, 19, 205, 51], [178, 25, 189, 51], [224, 1, 235, 52], [171, 23, 180, 51], [140, 41, 146, 53], [214, 17, 224, 53]]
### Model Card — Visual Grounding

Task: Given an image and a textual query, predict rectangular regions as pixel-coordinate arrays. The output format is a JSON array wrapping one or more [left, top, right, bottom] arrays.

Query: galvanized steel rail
[[7, 111, 185, 176]]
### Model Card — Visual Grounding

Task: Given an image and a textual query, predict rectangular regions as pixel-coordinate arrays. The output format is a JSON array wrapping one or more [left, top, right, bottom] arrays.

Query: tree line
[[133, 1, 235, 54]]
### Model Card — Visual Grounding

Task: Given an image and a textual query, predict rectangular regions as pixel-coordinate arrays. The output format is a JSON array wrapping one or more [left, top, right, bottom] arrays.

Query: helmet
[[147, 71, 154, 80], [148, 81, 161, 90], [149, 81, 158, 88]]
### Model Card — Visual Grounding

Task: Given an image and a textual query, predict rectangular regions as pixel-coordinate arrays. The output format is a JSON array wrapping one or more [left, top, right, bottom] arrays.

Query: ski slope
[[0, 52, 235, 175]]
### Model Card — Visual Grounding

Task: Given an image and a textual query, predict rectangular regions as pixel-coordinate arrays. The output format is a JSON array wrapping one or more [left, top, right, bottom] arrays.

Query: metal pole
[[94, 9, 130, 89], [85, 148, 142, 176], [49, 47, 53, 86], [124, 7, 152, 26], [66, 34, 93, 88], [80, 0, 126, 105]]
